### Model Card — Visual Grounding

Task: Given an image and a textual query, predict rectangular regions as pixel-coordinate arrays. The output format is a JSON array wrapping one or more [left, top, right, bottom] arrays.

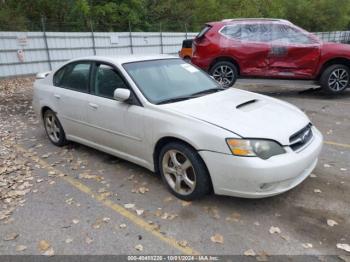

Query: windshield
[[123, 59, 219, 104]]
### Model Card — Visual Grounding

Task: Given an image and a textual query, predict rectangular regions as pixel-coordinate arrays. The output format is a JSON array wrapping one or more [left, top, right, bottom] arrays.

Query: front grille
[[289, 123, 313, 151]]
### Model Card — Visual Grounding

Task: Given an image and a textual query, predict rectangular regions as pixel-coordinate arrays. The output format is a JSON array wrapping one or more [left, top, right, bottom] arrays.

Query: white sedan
[[33, 55, 323, 200]]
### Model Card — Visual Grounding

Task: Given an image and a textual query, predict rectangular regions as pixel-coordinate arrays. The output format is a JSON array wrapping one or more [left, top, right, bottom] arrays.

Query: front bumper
[[199, 127, 323, 198]]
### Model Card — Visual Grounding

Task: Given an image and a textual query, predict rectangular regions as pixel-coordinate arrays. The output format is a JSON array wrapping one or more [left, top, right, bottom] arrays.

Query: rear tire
[[43, 109, 68, 147], [183, 56, 191, 63], [158, 142, 211, 200], [320, 64, 350, 94], [210, 61, 238, 88]]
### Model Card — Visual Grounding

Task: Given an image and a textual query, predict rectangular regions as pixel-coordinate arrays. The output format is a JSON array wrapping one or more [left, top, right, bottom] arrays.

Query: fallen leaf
[[92, 219, 102, 229], [327, 219, 338, 227], [3, 233, 19, 241], [163, 196, 173, 202], [181, 201, 192, 207], [204, 207, 220, 219], [161, 212, 177, 220], [85, 236, 93, 244], [337, 243, 350, 252], [226, 212, 241, 222], [302, 243, 313, 249], [135, 244, 143, 251], [244, 249, 256, 256], [138, 186, 149, 194], [124, 203, 135, 209], [65, 238, 73, 244], [136, 209, 144, 216], [16, 245, 27, 252], [102, 217, 110, 223], [43, 247, 55, 256], [210, 234, 224, 244], [78, 173, 102, 181], [177, 240, 188, 248], [38, 240, 51, 251], [269, 226, 281, 234], [256, 251, 269, 261]]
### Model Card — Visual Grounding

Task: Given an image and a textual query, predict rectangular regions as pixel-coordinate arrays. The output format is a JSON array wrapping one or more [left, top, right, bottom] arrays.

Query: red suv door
[[223, 23, 271, 77], [267, 23, 321, 78]]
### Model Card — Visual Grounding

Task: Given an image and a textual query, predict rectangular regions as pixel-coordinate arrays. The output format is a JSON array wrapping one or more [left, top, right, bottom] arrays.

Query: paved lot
[[0, 77, 349, 258]]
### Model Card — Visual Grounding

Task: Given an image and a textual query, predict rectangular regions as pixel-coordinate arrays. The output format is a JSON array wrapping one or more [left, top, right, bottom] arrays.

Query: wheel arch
[[153, 136, 214, 191], [209, 56, 240, 75], [41, 106, 53, 119], [317, 57, 350, 80]]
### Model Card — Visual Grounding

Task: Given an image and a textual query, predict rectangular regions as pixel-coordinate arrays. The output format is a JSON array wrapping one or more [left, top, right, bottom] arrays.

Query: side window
[[271, 24, 314, 44], [60, 62, 91, 92], [241, 24, 261, 42], [53, 67, 65, 86], [221, 25, 241, 39], [94, 64, 128, 99]]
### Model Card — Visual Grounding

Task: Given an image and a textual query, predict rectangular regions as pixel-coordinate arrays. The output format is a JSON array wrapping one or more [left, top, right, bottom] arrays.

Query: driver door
[[86, 62, 147, 163], [267, 24, 321, 78]]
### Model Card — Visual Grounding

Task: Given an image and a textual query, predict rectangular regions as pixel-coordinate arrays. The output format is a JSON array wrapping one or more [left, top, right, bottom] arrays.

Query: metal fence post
[[90, 20, 96, 55], [41, 16, 52, 70], [129, 21, 134, 54], [185, 23, 188, 39], [160, 23, 164, 54]]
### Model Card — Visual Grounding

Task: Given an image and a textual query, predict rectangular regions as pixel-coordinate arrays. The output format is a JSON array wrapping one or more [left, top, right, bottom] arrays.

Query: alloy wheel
[[328, 68, 349, 91], [162, 150, 196, 195], [212, 65, 234, 87], [44, 112, 61, 143]]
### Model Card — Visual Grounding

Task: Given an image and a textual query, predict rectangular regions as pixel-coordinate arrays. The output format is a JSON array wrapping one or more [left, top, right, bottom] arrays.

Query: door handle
[[88, 102, 99, 109], [54, 94, 61, 99]]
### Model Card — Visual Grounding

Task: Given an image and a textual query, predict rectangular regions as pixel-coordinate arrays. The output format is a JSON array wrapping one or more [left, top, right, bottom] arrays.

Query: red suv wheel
[[210, 61, 238, 88]]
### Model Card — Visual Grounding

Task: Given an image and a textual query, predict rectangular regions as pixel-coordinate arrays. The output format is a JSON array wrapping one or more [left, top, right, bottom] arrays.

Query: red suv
[[192, 18, 350, 94]]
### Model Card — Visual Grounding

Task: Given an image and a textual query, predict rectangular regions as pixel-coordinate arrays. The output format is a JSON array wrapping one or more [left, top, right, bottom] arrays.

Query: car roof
[[206, 18, 292, 26], [68, 54, 178, 65]]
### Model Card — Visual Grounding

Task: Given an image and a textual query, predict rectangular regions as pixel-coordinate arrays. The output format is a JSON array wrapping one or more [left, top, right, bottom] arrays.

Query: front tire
[[158, 142, 211, 200], [320, 64, 350, 94], [210, 61, 238, 88], [43, 109, 68, 147]]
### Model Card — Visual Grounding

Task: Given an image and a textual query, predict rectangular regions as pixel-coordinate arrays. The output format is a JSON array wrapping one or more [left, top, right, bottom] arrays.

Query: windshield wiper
[[157, 87, 225, 105], [190, 87, 225, 96], [157, 95, 194, 105]]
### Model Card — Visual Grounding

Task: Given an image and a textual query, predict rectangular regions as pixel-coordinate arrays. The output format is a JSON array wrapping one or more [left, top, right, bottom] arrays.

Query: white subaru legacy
[[33, 55, 323, 200]]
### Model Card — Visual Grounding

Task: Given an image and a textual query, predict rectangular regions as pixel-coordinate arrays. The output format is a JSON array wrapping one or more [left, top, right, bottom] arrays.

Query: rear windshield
[[182, 39, 193, 48], [197, 25, 212, 38]]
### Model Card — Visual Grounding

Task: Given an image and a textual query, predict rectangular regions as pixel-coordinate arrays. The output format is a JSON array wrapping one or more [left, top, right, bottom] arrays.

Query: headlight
[[226, 139, 286, 160]]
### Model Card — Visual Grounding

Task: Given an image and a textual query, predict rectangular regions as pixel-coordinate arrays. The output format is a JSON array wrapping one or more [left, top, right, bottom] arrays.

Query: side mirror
[[113, 88, 131, 102]]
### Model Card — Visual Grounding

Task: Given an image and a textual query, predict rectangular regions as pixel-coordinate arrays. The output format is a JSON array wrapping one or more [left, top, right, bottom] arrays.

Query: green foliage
[[0, 0, 349, 32]]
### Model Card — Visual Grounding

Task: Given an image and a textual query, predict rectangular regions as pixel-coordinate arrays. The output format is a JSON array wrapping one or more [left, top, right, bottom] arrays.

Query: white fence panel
[[0, 31, 195, 78]]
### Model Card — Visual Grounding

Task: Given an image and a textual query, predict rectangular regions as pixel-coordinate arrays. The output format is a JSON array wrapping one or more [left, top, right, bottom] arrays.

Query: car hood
[[162, 89, 310, 145]]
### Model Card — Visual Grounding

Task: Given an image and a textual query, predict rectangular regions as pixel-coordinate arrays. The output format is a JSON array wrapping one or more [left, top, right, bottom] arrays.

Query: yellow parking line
[[324, 141, 350, 149], [14, 144, 199, 255]]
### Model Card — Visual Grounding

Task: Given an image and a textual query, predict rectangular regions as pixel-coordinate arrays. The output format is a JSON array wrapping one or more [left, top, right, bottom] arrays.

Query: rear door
[[267, 23, 321, 78], [53, 61, 92, 139], [223, 23, 271, 77]]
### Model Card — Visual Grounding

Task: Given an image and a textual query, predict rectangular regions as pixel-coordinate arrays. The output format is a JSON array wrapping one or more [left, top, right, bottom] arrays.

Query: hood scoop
[[236, 99, 262, 111]]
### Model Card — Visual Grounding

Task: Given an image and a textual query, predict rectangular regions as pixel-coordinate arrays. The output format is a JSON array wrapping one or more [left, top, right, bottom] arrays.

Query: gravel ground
[[0, 77, 349, 259]]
